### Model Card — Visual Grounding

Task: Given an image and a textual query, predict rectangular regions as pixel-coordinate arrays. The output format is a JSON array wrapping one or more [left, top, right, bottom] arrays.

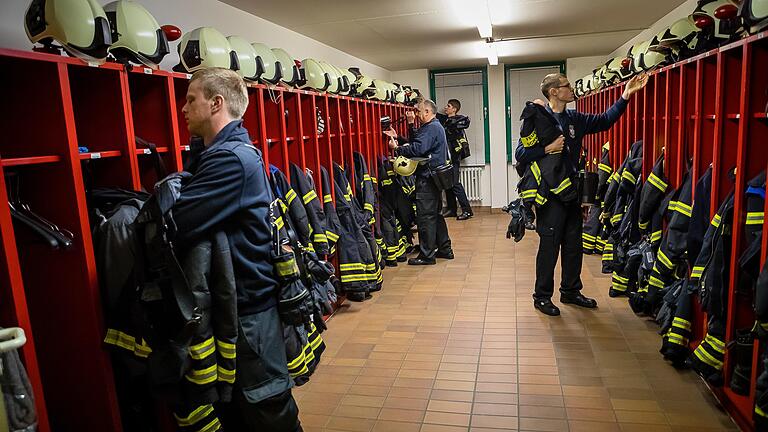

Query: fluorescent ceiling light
[[487, 43, 498, 65]]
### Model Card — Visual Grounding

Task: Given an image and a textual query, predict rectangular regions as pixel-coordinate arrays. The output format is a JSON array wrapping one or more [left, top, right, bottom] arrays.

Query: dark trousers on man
[[415, 176, 452, 259], [219, 389, 302, 431], [533, 198, 584, 300], [445, 159, 472, 214]]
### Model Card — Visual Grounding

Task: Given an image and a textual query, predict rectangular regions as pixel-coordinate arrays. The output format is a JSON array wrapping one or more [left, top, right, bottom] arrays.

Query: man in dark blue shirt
[[173, 68, 302, 431], [387, 99, 454, 265], [516, 72, 647, 316]]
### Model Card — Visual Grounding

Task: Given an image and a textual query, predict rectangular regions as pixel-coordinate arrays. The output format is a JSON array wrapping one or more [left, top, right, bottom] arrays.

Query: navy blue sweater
[[397, 118, 449, 178], [515, 97, 628, 172], [173, 120, 278, 314]]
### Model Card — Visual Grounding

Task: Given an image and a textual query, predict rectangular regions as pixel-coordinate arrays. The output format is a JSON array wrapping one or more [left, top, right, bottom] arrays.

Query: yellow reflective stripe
[[674, 201, 692, 217], [364, 203, 375, 213], [520, 190, 537, 199], [582, 233, 596, 240], [611, 213, 623, 224], [651, 231, 662, 242], [691, 266, 704, 279], [530, 162, 542, 183], [274, 216, 285, 230], [285, 189, 298, 205], [521, 131, 538, 147], [340, 263, 367, 271], [323, 194, 333, 203], [612, 274, 629, 283], [313, 233, 328, 243], [535, 194, 547, 206], [705, 334, 725, 353], [602, 254, 614, 261], [638, 221, 649, 230], [711, 213, 722, 228], [598, 163, 612, 173], [326, 231, 339, 242], [746, 212, 764, 225], [672, 317, 692, 331], [198, 417, 222, 432], [666, 332, 688, 346], [216, 339, 236, 360], [648, 172, 667, 192], [649, 276, 665, 288], [382, 179, 393, 186], [341, 274, 372, 282], [551, 178, 573, 195], [185, 364, 218, 385], [302, 190, 318, 205], [217, 366, 236, 384], [657, 250, 674, 269], [694, 345, 723, 368], [275, 259, 299, 277], [756, 405, 768, 418], [622, 170, 636, 184], [189, 337, 216, 360], [174, 405, 215, 427], [104, 328, 152, 358]]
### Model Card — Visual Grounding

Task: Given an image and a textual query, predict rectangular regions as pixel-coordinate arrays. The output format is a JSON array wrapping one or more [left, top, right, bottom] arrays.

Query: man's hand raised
[[545, 136, 565, 154]]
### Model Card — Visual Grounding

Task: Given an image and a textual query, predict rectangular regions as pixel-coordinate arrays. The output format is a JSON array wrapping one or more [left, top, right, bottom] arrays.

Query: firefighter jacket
[[332, 163, 380, 292], [688, 166, 713, 266], [320, 166, 342, 253], [755, 351, 768, 428], [352, 152, 377, 225], [597, 143, 612, 201], [583, 205, 602, 254], [659, 278, 694, 366], [438, 113, 471, 160], [638, 153, 668, 232], [97, 196, 238, 431], [687, 192, 735, 386], [516, 102, 578, 207], [270, 165, 312, 249], [739, 171, 766, 296], [290, 163, 329, 256], [619, 140, 644, 194], [378, 157, 406, 262], [609, 177, 644, 295]]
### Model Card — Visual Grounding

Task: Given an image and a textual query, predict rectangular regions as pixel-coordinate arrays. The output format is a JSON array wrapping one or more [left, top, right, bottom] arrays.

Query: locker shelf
[[135, 147, 169, 154], [78, 151, 121, 160], [2, 155, 62, 166]]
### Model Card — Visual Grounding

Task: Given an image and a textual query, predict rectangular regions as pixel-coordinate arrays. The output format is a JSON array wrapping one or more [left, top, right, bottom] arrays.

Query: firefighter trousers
[[534, 199, 584, 300], [445, 160, 471, 214], [415, 176, 452, 259], [219, 388, 302, 431]]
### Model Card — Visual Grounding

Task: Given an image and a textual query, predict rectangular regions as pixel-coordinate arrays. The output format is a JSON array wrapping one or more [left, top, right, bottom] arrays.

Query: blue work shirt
[[173, 120, 278, 314], [515, 97, 629, 173], [397, 118, 449, 178]]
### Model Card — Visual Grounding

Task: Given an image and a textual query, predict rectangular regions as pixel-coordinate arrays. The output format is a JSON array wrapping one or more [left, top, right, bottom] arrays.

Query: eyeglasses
[[556, 83, 573, 90]]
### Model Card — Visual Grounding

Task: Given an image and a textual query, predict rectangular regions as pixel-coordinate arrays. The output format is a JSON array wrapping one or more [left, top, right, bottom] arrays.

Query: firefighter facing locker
[[515, 72, 648, 316]]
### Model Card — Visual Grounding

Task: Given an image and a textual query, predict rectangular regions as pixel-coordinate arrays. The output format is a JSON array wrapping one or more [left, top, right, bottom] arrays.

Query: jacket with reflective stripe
[[290, 163, 329, 256], [638, 153, 668, 231]]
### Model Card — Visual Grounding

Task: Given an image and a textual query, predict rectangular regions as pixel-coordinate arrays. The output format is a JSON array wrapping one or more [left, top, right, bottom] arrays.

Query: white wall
[[0, 0, 392, 80], [391, 69, 429, 96], [487, 64, 508, 209], [567, 55, 608, 83]]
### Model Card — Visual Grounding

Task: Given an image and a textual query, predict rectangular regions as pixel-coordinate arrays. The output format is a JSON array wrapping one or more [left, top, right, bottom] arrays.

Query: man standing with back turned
[[515, 72, 647, 316]]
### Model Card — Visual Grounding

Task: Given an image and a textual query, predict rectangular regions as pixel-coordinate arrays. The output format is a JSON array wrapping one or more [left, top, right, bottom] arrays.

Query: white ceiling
[[222, 0, 688, 71]]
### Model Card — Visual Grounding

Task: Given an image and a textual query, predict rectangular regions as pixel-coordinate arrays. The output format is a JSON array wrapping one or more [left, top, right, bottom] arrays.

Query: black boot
[[534, 298, 560, 316], [560, 292, 598, 308], [730, 329, 755, 396]]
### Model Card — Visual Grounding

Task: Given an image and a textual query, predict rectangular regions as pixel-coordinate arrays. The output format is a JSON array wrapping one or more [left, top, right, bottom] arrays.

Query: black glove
[[278, 279, 314, 329]]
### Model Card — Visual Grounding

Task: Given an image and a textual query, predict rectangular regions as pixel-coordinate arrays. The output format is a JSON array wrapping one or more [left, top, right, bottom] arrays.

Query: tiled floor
[[294, 212, 738, 432]]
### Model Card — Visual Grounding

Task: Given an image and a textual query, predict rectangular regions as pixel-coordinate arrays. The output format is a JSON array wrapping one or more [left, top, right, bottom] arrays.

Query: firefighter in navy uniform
[[515, 72, 647, 316], [437, 99, 473, 220], [386, 99, 454, 265], [173, 68, 302, 431]]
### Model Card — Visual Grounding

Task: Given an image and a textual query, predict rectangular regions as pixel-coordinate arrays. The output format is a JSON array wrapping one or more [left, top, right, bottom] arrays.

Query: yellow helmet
[[393, 155, 417, 176], [174, 27, 238, 73], [103, 0, 169, 69], [227, 35, 260, 81], [272, 48, 301, 87], [298, 58, 329, 91], [251, 43, 281, 84], [319, 61, 341, 93], [25, 0, 112, 64]]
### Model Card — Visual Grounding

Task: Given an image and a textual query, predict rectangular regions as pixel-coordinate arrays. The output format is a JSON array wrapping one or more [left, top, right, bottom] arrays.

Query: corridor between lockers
[[293, 212, 737, 432]]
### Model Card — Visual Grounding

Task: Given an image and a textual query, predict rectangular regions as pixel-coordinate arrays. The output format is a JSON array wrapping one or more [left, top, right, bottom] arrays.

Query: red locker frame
[[0, 47, 409, 432], [577, 31, 768, 431]]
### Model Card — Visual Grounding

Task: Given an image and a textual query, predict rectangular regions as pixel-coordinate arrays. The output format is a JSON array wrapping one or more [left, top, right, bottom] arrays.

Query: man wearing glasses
[[515, 72, 648, 316]]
